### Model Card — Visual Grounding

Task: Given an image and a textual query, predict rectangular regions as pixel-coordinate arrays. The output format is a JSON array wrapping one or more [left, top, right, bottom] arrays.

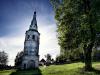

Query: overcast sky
[[0, 0, 60, 66]]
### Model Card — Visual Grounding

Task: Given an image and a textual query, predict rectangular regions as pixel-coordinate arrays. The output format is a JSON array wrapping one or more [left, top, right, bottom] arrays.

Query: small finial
[[34, 8, 36, 14], [34, 11, 36, 14]]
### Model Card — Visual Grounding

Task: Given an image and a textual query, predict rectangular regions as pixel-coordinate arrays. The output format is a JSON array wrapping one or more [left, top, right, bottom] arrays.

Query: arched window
[[24, 63, 27, 69], [27, 35, 30, 40], [32, 35, 35, 40]]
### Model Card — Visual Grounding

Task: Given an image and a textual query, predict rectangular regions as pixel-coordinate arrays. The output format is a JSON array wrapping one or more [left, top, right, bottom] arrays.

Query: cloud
[[39, 24, 60, 60], [0, 22, 60, 66], [0, 0, 53, 37], [0, 0, 60, 66], [0, 36, 24, 65]]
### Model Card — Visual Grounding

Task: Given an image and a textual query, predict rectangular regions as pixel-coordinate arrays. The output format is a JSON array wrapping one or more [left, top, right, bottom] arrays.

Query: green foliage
[[56, 47, 83, 63], [51, 0, 100, 52], [15, 51, 24, 68], [0, 51, 8, 65], [45, 54, 54, 65], [92, 49, 100, 61], [51, 0, 100, 70], [56, 54, 68, 64], [45, 54, 52, 61]]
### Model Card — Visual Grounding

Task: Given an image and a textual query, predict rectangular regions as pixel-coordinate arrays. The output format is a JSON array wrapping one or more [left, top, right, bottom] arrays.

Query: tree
[[45, 54, 52, 65], [51, 0, 100, 71], [15, 51, 24, 68], [56, 54, 68, 64], [0, 51, 8, 65]]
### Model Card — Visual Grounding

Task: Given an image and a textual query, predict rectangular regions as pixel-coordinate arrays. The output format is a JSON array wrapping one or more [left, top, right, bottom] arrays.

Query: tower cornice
[[26, 29, 40, 35]]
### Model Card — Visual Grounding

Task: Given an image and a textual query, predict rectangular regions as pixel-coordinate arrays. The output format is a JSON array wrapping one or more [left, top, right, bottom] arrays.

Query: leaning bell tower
[[21, 11, 40, 69]]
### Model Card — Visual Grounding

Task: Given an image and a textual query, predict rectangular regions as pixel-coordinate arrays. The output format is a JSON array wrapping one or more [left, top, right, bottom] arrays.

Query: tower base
[[21, 55, 39, 69]]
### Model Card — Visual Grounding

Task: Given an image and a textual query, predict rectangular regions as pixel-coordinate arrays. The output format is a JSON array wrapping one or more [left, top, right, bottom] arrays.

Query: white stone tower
[[21, 11, 40, 69]]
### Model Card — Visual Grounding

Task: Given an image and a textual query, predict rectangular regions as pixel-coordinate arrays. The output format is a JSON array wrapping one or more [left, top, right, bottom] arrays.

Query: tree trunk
[[84, 48, 92, 71], [84, 43, 94, 71]]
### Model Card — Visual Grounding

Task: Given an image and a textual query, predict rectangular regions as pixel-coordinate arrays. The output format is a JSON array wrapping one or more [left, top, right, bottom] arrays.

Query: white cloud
[[39, 24, 60, 60], [0, 37, 24, 65], [0, 0, 60, 66], [0, 23, 60, 66]]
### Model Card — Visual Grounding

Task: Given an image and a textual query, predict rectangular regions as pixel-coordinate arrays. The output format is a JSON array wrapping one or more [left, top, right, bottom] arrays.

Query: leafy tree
[[45, 54, 52, 65], [51, 0, 100, 71], [51, 58, 55, 64], [55, 49, 83, 64], [0, 51, 8, 65], [56, 54, 68, 64], [15, 51, 24, 68], [92, 49, 100, 61]]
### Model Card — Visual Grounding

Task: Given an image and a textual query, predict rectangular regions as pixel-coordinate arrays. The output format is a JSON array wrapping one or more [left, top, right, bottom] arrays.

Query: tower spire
[[29, 11, 38, 30]]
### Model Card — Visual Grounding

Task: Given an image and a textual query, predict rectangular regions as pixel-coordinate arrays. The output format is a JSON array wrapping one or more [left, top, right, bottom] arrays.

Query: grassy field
[[0, 62, 100, 75]]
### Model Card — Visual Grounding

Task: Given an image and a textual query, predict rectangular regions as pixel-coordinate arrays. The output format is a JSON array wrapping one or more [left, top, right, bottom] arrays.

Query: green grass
[[41, 62, 84, 75], [0, 62, 100, 75], [40, 62, 100, 75], [0, 70, 15, 75]]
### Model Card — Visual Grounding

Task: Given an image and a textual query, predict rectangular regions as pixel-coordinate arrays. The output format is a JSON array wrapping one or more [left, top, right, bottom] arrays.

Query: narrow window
[[24, 64, 26, 69], [32, 35, 35, 40], [27, 35, 30, 40]]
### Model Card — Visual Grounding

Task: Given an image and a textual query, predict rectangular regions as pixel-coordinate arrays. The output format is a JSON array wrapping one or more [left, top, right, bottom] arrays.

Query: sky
[[0, 0, 60, 66]]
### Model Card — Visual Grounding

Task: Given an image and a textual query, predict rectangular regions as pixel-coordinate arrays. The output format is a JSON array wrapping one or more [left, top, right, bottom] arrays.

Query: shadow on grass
[[91, 68, 100, 74], [79, 67, 100, 74], [10, 68, 42, 75]]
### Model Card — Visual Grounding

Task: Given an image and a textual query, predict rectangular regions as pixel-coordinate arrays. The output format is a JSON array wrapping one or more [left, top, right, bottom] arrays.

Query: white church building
[[21, 11, 40, 69]]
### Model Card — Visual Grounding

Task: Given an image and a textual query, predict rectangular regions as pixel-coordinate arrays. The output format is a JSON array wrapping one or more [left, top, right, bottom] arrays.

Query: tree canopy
[[51, 0, 100, 71], [15, 51, 24, 68], [0, 51, 8, 65]]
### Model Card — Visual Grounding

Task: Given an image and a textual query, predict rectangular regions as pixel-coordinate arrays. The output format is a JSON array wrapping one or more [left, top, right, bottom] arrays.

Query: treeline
[[0, 51, 13, 70], [39, 49, 100, 66], [0, 64, 13, 70], [55, 49, 100, 65]]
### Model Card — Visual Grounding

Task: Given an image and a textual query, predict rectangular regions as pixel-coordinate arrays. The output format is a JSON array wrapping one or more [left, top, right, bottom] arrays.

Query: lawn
[[0, 70, 14, 75], [0, 62, 100, 75]]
